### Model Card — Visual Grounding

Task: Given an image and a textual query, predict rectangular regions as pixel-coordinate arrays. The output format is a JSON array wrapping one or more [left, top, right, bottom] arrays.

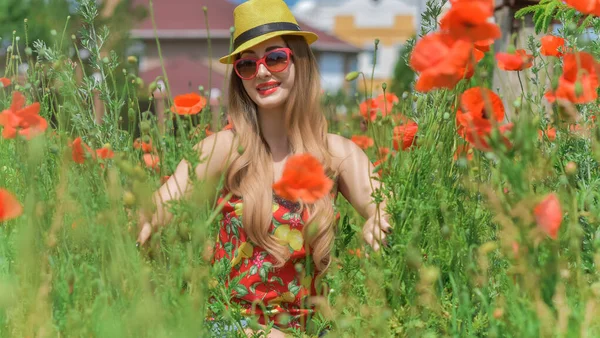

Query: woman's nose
[[256, 63, 271, 79]]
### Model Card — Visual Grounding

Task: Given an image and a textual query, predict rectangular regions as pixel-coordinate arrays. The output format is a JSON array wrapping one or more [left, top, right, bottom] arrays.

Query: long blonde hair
[[225, 35, 336, 272]]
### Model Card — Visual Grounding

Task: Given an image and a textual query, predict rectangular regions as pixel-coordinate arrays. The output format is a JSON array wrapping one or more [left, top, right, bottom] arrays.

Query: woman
[[137, 0, 392, 336]]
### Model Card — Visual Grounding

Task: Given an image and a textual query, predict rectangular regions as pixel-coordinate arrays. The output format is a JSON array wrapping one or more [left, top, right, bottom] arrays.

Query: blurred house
[[124, 0, 360, 111], [293, 0, 417, 95]]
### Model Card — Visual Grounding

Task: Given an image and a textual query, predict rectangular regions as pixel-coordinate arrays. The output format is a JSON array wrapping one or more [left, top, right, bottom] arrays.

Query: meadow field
[[2, 0, 600, 337]]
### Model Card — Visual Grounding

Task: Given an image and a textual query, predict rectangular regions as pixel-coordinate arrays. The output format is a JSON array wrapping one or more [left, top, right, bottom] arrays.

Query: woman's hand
[[362, 212, 392, 251], [137, 221, 153, 246]]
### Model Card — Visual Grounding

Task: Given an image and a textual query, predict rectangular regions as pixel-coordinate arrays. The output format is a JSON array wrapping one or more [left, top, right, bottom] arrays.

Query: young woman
[[137, 0, 392, 336]]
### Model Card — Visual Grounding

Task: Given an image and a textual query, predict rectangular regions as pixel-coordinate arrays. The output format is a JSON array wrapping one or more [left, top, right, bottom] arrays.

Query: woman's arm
[[137, 130, 235, 245], [328, 134, 392, 251]]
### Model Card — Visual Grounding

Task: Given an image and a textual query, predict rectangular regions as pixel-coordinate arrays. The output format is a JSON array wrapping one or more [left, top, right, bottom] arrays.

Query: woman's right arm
[[136, 130, 235, 245]]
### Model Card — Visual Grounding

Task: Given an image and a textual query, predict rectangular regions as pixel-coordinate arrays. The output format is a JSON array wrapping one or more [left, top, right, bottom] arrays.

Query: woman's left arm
[[331, 134, 392, 251]]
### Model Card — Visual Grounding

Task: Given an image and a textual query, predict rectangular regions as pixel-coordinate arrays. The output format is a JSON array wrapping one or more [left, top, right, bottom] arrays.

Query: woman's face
[[237, 36, 295, 112]]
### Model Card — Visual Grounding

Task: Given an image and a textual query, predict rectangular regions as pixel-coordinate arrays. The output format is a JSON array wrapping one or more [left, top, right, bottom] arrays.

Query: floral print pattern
[[211, 189, 338, 330]]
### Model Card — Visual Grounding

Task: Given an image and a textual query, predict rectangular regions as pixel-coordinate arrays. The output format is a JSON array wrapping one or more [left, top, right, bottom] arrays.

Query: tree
[[389, 37, 416, 98]]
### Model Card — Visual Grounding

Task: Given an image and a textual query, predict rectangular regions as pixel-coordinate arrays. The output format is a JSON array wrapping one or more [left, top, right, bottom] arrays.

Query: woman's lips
[[256, 82, 280, 96]]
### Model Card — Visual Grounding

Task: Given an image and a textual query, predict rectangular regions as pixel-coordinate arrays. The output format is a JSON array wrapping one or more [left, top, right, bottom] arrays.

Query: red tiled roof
[[140, 56, 228, 101], [131, 0, 359, 53]]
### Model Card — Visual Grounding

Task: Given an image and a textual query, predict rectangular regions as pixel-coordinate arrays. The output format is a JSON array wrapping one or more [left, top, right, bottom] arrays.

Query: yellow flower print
[[268, 291, 296, 305], [231, 241, 253, 267], [273, 224, 304, 251], [235, 202, 243, 216], [272, 202, 279, 213]]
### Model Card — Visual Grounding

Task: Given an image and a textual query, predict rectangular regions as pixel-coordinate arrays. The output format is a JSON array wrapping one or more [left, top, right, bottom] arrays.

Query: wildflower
[[0, 78, 10, 88], [392, 120, 418, 151], [96, 145, 114, 159], [474, 38, 494, 53], [71, 137, 94, 164], [348, 248, 362, 258], [410, 32, 473, 92], [563, 0, 600, 17], [440, 1, 501, 41], [538, 127, 557, 141], [143, 153, 160, 171], [496, 49, 533, 71], [133, 137, 153, 153], [359, 93, 399, 121], [453, 144, 473, 161], [171, 93, 207, 115], [350, 135, 374, 149], [0, 189, 22, 222], [455, 87, 512, 152], [272, 153, 334, 204], [0, 91, 47, 139], [540, 35, 566, 57], [545, 52, 598, 104], [534, 193, 562, 240]]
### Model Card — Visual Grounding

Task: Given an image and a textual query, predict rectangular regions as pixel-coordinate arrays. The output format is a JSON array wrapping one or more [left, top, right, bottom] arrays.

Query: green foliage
[[389, 40, 416, 98]]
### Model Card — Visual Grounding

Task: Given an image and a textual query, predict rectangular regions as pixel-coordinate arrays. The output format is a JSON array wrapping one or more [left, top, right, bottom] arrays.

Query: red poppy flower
[[378, 147, 390, 159], [456, 87, 512, 151], [538, 127, 557, 141], [410, 32, 474, 92], [534, 193, 562, 240], [71, 137, 95, 164], [0, 91, 47, 140], [351, 135, 374, 149], [474, 39, 494, 52], [540, 35, 566, 57], [359, 93, 399, 121], [272, 153, 334, 204], [453, 144, 474, 161], [143, 153, 160, 171], [133, 138, 153, 153], [440, 1, 501, 41], [96, 146, 114, 159], [392, 120, 418, 151], [172, 93, 207, 115], [496, 49, 533, 71], [563, 0, 600, 16], [545, 52, 598, 104], [0, 78, 10, 88], [0, 189, 22, 222]]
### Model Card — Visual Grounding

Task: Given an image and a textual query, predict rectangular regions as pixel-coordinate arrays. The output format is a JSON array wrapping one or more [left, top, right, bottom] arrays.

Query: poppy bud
[[127, 55, 138, 64], [140, 121, 151, 134], [443, 112, 450, 120], [381, 82, 387, 91], [128, 108, 135, 118], [123, 191, 136, 207], [102, 57, 109, 64], [565, 161, 577, 176], [149, 82, 157, 93], [25, 47, 32, 56], [344, 71, 359, 82], [374, 38, 380, 47], [237, 145, 245, 155]]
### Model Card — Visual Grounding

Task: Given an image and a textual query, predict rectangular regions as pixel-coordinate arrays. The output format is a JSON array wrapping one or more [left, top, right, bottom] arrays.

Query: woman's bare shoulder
[[327, 133, 359, 168]]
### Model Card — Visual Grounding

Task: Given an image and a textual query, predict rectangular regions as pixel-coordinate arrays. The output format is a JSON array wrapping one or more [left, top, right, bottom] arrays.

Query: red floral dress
[[210, 189, 337, 330]]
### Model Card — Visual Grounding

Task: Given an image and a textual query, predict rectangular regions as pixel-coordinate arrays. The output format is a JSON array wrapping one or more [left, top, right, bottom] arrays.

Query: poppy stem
[[516, 71, 525, 115]]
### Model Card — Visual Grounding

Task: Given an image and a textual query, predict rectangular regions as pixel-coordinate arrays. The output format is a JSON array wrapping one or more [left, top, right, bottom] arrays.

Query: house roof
[[139, 56, 228, 102], [131, 0, 360, 53]]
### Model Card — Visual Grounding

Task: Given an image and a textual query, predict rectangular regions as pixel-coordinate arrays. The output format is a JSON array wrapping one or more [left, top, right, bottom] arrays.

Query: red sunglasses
[[234, 48, 293, 80]]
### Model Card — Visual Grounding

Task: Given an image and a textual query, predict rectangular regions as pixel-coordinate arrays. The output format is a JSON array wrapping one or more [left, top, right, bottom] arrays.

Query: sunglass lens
[[235, 59, 257, 79], [265, 51, 289, 72]]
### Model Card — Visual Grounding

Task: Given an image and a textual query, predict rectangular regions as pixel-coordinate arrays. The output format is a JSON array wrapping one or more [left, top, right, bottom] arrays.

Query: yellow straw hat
[[219, 0, 319, 64]]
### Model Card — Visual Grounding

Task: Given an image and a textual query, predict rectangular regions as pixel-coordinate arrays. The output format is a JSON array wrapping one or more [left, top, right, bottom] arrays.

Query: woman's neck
[[258, 106, 289, 160]]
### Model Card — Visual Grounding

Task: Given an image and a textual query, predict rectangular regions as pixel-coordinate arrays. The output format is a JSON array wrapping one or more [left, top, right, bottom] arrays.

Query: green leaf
[[270, 276, 284, 286], [233, 284, 248, 298], [224, 242, 234, 255], [259, 266, 269, 282], [249, 265, 258, 276]]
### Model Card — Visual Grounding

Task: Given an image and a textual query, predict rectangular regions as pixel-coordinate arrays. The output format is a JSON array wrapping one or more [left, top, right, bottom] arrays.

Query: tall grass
[[1, 0, 600, 337]]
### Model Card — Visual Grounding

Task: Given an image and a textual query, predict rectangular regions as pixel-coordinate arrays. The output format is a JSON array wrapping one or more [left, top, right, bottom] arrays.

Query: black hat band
[[233, 22, 301, 50]]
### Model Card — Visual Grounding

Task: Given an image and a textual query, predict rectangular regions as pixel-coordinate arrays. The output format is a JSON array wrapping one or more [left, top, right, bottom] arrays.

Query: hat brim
[[219, 31, 318, 64]]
